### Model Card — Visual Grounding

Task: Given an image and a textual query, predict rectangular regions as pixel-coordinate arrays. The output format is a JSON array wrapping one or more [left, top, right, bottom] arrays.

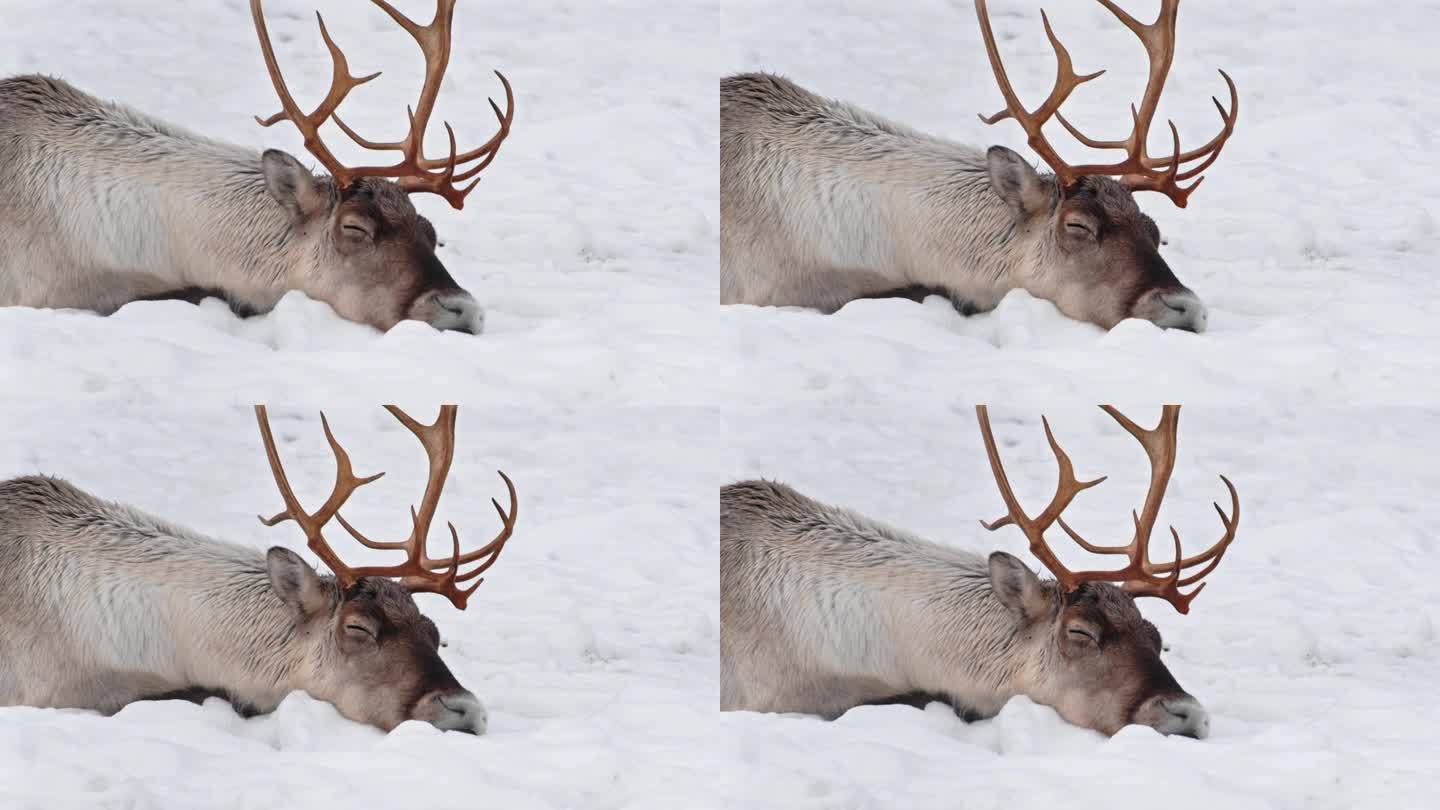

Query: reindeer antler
[[975, 405, 1239, 614], [974, 0, 1238, 208], [250, 0, 515, 210], [254, 405, 519, 610]]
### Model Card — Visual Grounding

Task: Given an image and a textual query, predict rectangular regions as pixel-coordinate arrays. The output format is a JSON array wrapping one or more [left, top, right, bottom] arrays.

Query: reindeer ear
[[987, 552, 1053, 624], [261, 150, 330, 220], [986, 146, 1054, 219], [266, 547, 332, 617]]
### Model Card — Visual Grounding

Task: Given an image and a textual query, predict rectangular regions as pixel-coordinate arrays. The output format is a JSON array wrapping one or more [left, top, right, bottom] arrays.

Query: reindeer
[[720, 405, 1240, 738], [0, 0, 514, 334], [720, 0, 1239, 333], [0, 405, 520, 735]]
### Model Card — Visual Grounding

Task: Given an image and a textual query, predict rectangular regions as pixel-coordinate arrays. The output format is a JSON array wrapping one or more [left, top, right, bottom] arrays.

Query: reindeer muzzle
[[1133, 287, 1208, 333], [1134, 693, 1210, 739], [413, 289, 485, 335], [416, 688, 488, 735]]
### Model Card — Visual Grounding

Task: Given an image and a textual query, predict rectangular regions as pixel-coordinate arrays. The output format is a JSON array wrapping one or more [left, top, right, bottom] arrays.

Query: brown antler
[[974, 0, 1238, 208], [255, 404, 520, 610], [251, 0, 515, 210], [975, 405, 1239, 614]]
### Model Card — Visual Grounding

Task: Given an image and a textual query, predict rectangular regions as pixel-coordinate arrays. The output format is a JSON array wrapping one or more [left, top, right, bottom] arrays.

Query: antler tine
[[975, 1, 1105, 190], [976, 9, 1107, 128], [1101, 0, 1177, 156], [978, 413, 1108, 531], [1148, 70, 1238, 182], [398, 521, 484, 606], [423, 470, 519, 581], [1146, 474, 1240, 585], [257, 411, 387, 528], [254, 10, 383, 129], [255, 405, 519, 611], [328, 0, 511, 208], [1113, 519, 1198, 613], [1056, 69, 1237, 180], [1078, 405, 1220, 613], [381, 404, 457, 558], [975, 406, 1107, 590], [975, 405, 1239, 614], [361, 467, 517, 585], [330, 71, 514, 173], [251, 0, 513, 210], [975, 0, 1238, 208], [329, 0, 455, 161], [1099, 405, 1178, 555], [254, 406, 385, 587], [335, 406, 514, 581], [251, 1, 380, 189]]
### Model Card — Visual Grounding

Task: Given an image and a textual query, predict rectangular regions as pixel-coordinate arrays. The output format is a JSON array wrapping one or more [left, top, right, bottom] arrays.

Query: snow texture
[[0, 0, 1434, 808], [722, 404, 1438, 809], [722, 0, 1440, 407], [715, 0, 1440, 807], [0, 0, 717, 808]]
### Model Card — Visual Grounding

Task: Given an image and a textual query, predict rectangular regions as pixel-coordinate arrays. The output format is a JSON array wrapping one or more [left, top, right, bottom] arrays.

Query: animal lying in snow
[[0, 0, 515, 334], [0, 405, 519, 734], [720, 0, 1238, 332], [720, 405, 1239, 738]]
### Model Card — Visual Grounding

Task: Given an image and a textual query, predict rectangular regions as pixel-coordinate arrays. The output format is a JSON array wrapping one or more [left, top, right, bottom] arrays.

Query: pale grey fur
[[0, 476, 333, 713], [0, 76, 309, 313], [722, 73, 1023, 314], [720, 480, 1210, 737], [0, 75, 483, 332], [720, 73, 1207, 331], [721, 479, 1054, 719], [0, 475, 488, 735]]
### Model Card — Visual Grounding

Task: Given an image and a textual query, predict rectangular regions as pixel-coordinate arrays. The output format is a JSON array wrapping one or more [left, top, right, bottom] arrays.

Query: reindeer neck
[[190, 156, 311, 301], [872, 545, 1043, 718], [848, 135, 1040, 301], [159, 549, 321, 711], [106, 136, 313, 304]]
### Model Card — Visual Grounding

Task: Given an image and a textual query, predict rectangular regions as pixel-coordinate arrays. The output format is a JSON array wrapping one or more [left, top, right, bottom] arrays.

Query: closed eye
[[346, 624, 376, 640], [1066, 222, 1093, 235], [342, 224, 372, 238], [1068, 628, 1097, 643]]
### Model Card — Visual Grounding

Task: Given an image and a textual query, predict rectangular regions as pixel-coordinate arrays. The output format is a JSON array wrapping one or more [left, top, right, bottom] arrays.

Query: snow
[[724, 0, 1440, 406], [715, 0, 1440, 807], [0, 0, 1434, 807], [722, 404, 1440, 808], [0, 0, 719, 807]]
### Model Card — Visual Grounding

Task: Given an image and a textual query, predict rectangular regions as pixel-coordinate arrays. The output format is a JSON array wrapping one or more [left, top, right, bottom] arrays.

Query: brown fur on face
[[304, 179, 466, 332], [1037, 582, 1192, 736], [258, 151, 477, 333], [1039, 177, 1191, 330], [304, 577, 470, 732], [718, 76, 1207, 331]]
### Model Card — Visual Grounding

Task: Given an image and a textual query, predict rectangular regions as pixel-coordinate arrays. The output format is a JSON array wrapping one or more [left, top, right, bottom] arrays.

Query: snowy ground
[[0, 0, 719, 808], [0, 402, 719, 809], [721, 404, 1440, 809], [0, 0, 1436, 808], [721, 0, 1440, 406], [716, 0, 1440, 808]]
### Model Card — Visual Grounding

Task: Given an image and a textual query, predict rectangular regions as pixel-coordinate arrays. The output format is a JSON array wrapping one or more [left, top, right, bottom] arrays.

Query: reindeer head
[[256, 405, 520, 734], [250, 0, 515, 334], [976, 0, 1238, 333], [976, 405, 1240, 738]]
